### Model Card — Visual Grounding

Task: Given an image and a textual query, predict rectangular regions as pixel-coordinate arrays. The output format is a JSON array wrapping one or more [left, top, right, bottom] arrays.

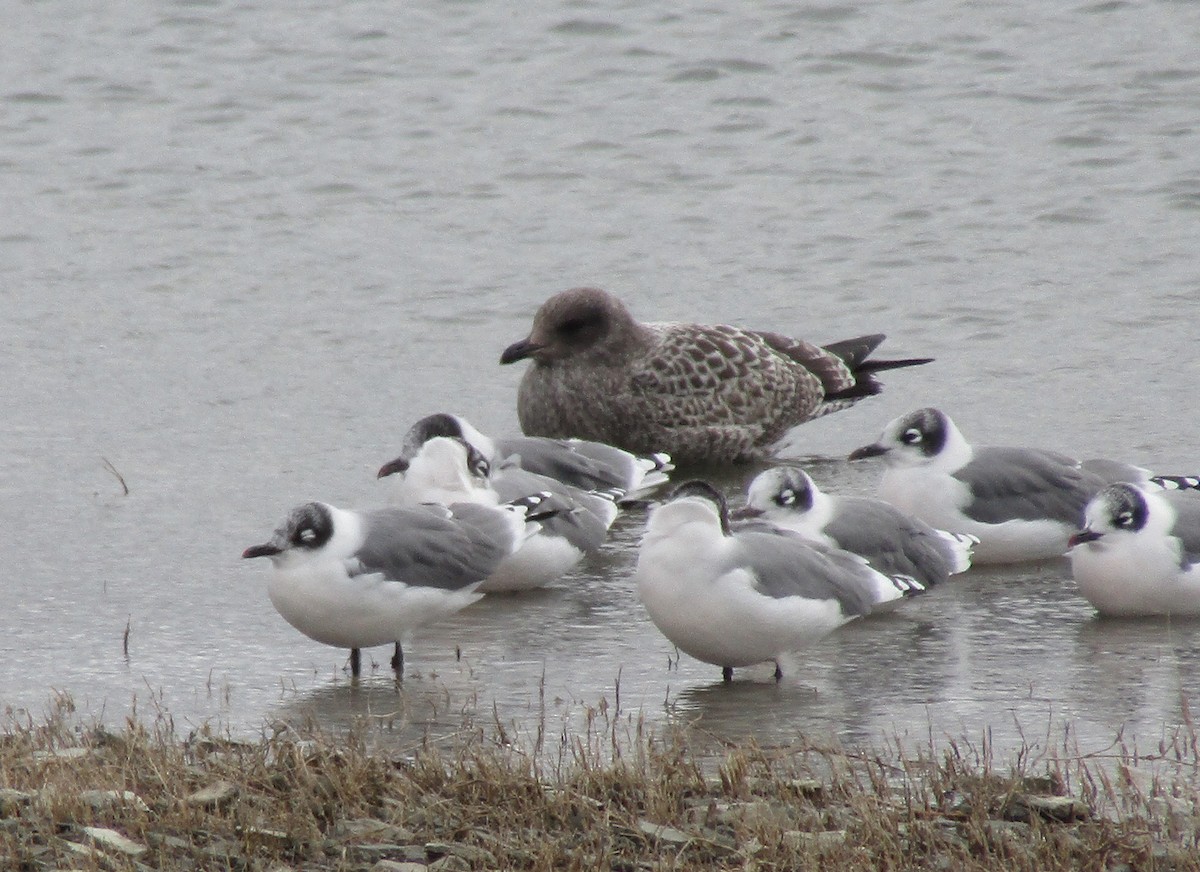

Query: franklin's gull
[[1068, 483, 1200, 617], [243, 498, 543, 676], [736, 466, 975, 587], [635, 481, 926, 683]]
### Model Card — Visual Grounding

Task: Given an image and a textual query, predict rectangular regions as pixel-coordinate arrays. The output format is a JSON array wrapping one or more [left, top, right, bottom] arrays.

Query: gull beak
[[500, 337, 544, 364], [242, 543, 283, 559], [1067, 528, 1102, 548], [377, 456, 410, 478], [729, 505, 765, 520], [848, 442, 889, 461]]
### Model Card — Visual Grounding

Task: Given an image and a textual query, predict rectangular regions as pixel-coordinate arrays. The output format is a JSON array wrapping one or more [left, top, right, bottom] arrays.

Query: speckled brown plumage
[[499, 288, 930, 465]]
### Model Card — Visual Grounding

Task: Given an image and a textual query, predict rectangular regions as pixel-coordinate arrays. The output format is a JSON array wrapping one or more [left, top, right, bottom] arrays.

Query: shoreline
[[2, 694, 1199, 870]]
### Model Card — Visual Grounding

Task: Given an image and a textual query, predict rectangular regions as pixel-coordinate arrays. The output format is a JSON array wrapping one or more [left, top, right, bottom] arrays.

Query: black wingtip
[[855, 355, 935, 374]]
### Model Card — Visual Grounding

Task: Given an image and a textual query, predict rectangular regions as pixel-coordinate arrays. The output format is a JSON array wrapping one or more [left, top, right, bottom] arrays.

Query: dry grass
[[1, 692, 1199, 871]]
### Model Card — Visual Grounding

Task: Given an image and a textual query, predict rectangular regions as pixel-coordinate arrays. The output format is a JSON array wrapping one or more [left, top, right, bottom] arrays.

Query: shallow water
[[3, 0, 1199, 762]]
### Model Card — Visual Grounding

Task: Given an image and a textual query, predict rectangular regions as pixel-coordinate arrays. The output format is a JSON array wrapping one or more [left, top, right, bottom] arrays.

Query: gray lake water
[[3, 0, 1200, 765]]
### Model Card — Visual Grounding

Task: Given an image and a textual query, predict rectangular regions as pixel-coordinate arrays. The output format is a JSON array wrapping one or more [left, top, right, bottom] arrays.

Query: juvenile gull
[[634, 481, 926, 683], [735, 466, 976, 587], [1068, 483, 1200, 617], [378, 435, 617, 593], [389, 412, 673, 501], [242, 498, 543, 677], [499, 287, 932, 465], [848, 407, 1168, 564]]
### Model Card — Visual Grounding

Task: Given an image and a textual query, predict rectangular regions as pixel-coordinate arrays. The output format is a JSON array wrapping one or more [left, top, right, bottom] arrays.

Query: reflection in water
[[2, 0, 1199, 775]]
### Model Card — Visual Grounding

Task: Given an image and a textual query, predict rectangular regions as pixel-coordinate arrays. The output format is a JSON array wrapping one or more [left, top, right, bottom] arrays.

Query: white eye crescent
[[901, 428, 922, 444]]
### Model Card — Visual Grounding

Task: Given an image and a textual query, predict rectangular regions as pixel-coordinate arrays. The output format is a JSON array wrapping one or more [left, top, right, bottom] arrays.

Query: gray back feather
[[824, 496, 956, 586], [351, 505, 516, 590], [730, 531, 878, 617], [489, 466, 611, 552], [497, 435, 629, 493], [955, 447, 1105, 525], [1165, 492, 1200, 570]]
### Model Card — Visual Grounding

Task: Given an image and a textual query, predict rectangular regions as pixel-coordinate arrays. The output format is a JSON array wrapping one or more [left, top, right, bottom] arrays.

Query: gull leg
[[390, 643, 404, 678], [722, 666, 733, 683], [350, 648, 361, 678]]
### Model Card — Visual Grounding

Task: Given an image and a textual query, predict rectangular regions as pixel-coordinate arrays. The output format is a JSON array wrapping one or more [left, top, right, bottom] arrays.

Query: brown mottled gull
[[499, 287, 932, 465]]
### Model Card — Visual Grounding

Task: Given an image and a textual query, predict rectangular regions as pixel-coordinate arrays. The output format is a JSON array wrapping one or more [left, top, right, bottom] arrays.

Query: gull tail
[[936, 531, 979, 576], [1151, 475, 1200, 491], [625, 452, 675, 502], [821, 334, 934, 403], [867, 570, 928, 614]]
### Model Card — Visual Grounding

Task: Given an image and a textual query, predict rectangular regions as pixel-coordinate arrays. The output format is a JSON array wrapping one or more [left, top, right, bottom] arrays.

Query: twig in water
[[122, 617, 131, 658], [102, 457, 129, 495]]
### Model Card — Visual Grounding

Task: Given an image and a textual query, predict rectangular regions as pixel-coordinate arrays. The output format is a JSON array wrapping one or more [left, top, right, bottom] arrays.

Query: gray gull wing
[[953, 447, 1106, 525], [728, 530, 883, 617], [349, 505, 516, 590], [823, 496, 959, 586]]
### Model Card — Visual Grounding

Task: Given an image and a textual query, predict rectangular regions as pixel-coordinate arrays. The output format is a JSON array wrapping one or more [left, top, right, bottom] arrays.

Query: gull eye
[[775, 489, 795, 506], [901, 428, 923, 445], [298, 526, 317, 544], [473, 458, 490, 477], [1114, 510, 1134, 528]]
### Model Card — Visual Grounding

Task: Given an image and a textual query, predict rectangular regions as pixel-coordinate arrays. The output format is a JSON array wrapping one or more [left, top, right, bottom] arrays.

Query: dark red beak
[[1067, 529, 1102, 548], [377, 456, 409, 478], [848, 443, 888, 461], [242, 543, 282, 559]]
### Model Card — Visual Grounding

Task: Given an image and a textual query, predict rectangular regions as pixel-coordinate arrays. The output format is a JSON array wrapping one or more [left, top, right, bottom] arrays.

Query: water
[[3, 0, 1199, 763]]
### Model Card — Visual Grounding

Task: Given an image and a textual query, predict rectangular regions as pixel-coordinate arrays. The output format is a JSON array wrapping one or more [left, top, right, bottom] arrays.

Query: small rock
[[185, 780, 239, 808], [148, 832, 195, 851], [82, 825, 148, 856], [0, 789, 35, 816], [334, 818, 417, 843], [713, 800, 794, 829], [79, 789, 150, 812], [33, 747, 93, 762], [782, 830, 847, 852], [348, 844, 426, 863], [424, 841, 497, 865], [1004, 793, 1091, 823], [373, 862, 428, 872], [243, 826, 295, 851], [985, 819, 1032, 844], [427, 856, 470, 872], [636, 820, 693, 846]]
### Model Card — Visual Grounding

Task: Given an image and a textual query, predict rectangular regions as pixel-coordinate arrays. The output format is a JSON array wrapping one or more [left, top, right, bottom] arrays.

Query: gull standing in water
[[378, 435, 617, 592], [736, 466, 975, 587], [635, 481, 926, 683], [243, 497, 544, 677], [1068, 483, 1200, 617], [849, 407, 1177, 564], [389, 412, 673, 500]]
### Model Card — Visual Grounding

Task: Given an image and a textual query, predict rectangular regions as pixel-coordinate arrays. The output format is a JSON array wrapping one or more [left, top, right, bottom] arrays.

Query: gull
[[1068, 483, 1200, 617], [848, 407, 1169, 564], [378, 435, 617, 592], [388, 412, 673, 501], [243, 497, 544, 677], [499, 287, 932, 465], [735, 466, 975, 587], [634, 480, 926, 683]]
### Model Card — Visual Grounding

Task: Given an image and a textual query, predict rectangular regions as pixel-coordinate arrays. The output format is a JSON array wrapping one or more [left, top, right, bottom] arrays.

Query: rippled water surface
[[3, 0, 1199, 761]]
